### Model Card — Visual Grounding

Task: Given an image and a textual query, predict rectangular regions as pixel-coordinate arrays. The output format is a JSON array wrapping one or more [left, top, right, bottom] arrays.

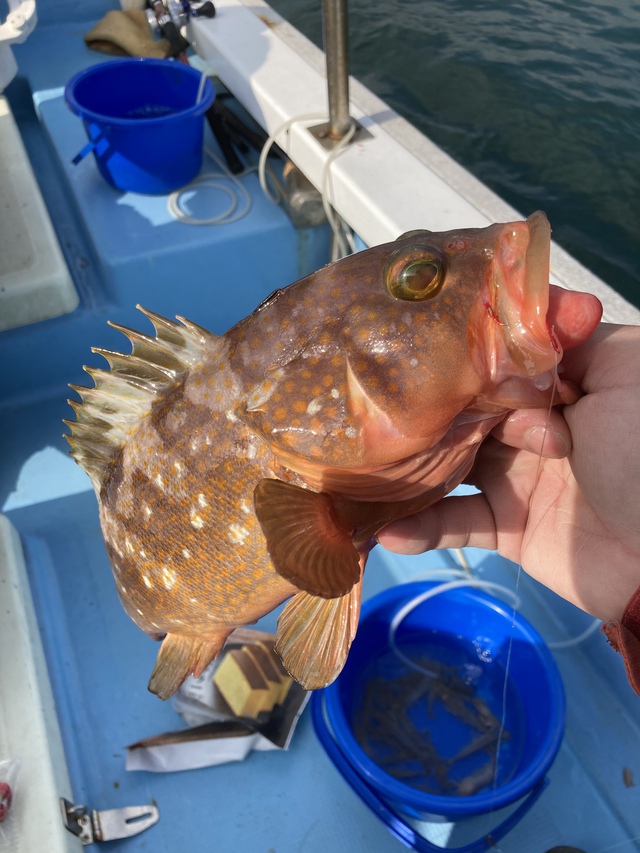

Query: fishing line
[[257, 113, 326, 204], [388, 578, 522, 679], [547, 615, 602, 649], [257, 113, 357, 259], [492, 346, 560, 793], [452, 547, 472, 576], [167, 147, 255, 226]]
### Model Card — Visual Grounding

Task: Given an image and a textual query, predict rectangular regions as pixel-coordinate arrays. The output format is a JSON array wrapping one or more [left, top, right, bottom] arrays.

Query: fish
[[64, 211, 601, 700], [456, 756, 497, 797]]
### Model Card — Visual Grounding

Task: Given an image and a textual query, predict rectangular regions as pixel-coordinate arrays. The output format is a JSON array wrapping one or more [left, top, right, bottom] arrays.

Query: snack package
[[126, 630, 309, 772]]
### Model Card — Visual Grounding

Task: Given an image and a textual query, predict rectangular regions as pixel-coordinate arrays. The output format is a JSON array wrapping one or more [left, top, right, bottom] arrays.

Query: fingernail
[[524, 425, 569, 458]]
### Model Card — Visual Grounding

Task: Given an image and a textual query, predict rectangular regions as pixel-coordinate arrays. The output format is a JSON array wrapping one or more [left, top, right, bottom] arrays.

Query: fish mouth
[[490, 210, 561, 378]]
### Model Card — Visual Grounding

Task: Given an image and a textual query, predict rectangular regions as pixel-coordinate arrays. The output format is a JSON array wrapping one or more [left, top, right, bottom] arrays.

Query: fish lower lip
[[523, 211, 551, 328]]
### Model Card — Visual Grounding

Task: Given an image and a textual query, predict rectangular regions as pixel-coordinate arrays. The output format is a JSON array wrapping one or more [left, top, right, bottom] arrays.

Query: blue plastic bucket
[[312, 582, 565, 852], [65, 58, 214, 194]]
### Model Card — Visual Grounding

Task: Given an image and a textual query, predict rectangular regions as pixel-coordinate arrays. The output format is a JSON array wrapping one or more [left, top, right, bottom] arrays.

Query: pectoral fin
[[254, 479, 360, 598], [148, 631, 229, 700], [275, 563, 364, 690]]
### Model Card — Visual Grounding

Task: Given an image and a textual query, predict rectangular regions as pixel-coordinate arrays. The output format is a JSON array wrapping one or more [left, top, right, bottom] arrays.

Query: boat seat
[[0, 94, 78, 331]]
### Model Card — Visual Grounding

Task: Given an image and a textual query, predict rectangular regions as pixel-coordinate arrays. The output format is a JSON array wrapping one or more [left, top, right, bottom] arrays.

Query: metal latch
[[60, 798, 159, 845]]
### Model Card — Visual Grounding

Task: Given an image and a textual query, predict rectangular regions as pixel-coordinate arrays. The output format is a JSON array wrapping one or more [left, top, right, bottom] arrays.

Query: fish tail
[[148, 631, 230, 700], [63, 305, 218, 491]]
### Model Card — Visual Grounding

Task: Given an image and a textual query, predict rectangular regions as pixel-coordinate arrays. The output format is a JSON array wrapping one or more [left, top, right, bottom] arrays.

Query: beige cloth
[[84, 9, 172, 59]]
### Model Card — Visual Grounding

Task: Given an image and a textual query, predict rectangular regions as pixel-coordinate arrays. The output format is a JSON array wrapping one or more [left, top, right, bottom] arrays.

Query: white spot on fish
[[240, 498, 252, 515], [136, 608, 144, 616], [139, 549, 147, 559], [226, 410, 239, 423], [243, 441, 258, 460], [229, 524, 250, 545], [162, 567, 177, 589], [155, 474, 165, 489], [173, 461, 183, 474], [144, 505, 153, 518], [120, 584, 128, 594], [307, 398, 323, 415], [182, 548, 191, 559], [331, 388, 339, 399], [125, 537, 135, 554], [409, 357, 419, 368], [190, 597, 198, 604], [143, 575, 153, 589], [190, 440, 199, 452], [345, 427, 358, 439], [197, 493, 208, 508], [190, 509, 205, 529]]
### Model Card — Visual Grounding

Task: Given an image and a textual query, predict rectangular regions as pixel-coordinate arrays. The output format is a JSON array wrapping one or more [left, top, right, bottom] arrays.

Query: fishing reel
[[146, 0, 216, 56]]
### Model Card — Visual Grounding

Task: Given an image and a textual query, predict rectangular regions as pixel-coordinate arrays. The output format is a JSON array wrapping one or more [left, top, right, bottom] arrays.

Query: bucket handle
[[71, 126, 112, 166], [311, 694, 548, 853]]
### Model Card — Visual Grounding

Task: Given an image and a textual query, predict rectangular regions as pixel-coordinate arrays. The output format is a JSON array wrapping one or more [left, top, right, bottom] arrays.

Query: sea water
[[270, 0, 640, 309]]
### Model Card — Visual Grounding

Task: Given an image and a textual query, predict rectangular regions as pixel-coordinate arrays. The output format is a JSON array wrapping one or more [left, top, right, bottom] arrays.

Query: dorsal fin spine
[[88, 353, 175, 384], [64, 306, 218, 492]]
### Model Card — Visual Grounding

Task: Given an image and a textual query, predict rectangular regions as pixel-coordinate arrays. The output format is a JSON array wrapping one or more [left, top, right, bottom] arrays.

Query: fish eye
[[386, 247, 445, 301]]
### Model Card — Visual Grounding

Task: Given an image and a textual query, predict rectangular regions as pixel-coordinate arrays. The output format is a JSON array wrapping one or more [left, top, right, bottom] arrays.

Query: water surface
[[271, 0, 640, 308]]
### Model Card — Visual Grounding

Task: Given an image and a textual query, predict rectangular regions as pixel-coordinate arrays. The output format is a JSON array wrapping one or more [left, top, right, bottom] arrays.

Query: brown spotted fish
[[64, 212, 601, 700]]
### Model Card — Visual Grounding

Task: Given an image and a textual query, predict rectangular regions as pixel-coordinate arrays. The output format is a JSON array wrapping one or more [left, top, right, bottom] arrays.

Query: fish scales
[[101, 359, 297, 632], [64, 212, 602, 699]]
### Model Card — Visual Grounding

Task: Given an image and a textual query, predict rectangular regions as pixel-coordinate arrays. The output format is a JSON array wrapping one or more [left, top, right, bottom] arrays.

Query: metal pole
[[322, 0, 351, 139]]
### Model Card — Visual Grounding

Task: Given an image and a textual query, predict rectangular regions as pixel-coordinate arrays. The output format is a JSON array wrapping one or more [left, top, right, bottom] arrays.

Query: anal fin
[[275, 556, 365, 690], [148, 631, 229, 700]]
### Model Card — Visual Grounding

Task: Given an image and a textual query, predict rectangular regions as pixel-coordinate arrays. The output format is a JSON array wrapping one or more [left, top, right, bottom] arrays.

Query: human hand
[[378, 314, 640, 623]]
